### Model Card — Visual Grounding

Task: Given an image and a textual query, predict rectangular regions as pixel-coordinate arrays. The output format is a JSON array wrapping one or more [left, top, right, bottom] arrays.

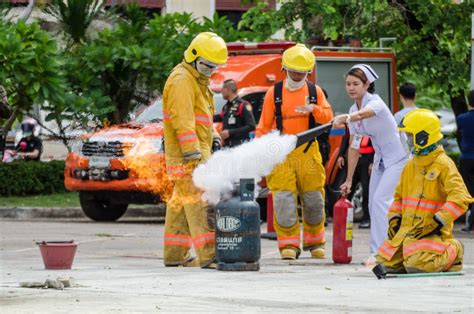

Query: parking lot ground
[[1, 219, 473, 313]]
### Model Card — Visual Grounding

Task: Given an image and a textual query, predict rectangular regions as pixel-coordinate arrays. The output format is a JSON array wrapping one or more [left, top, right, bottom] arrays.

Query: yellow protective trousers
[[376, 236, 463, 273], [267, 143, 326, 255], [163, 176, 215, 268]]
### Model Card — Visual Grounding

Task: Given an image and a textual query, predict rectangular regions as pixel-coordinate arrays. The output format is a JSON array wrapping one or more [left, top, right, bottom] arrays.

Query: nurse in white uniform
[[333, 64, 407, 264]]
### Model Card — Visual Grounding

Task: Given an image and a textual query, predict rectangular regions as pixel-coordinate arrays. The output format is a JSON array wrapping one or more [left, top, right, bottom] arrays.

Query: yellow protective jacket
[[163, 62, 216, 178], [378, 146, 473, 261]]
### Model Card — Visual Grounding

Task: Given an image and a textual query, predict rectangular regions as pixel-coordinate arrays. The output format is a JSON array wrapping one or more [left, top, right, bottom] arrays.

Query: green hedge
[[0, 160, 66, 196]]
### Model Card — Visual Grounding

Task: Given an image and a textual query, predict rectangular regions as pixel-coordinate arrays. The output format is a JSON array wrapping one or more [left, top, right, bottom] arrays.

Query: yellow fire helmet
[[281, 43, 315, 72], [399, 108, 443, 149], [184, 32, 228, 65]]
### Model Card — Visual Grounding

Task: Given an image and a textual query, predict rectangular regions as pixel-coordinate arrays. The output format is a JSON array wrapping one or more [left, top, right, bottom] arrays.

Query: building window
[[216, 10, 244, 28]]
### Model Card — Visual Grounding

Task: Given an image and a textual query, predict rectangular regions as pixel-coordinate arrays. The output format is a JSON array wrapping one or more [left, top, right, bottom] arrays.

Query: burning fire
[[123, 141, 174, 202]]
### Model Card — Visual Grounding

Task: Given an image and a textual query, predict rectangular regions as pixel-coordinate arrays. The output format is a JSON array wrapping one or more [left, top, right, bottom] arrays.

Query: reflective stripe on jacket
[[162, 62, 215, 177], [378, 146, 473, 261]]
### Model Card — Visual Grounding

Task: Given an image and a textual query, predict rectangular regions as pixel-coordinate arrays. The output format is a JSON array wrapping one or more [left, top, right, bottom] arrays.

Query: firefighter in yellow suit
[[162, 32, 227, 268], [256, 44, 333, 260], [376, 109, 473, 273]]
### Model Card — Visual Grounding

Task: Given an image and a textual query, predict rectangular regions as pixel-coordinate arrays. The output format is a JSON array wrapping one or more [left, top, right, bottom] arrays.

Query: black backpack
[[273, 81, 330, 164]]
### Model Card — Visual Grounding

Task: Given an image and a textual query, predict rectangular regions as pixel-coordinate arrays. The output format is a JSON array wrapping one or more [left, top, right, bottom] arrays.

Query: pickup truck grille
[[82, 141, 133, 158]]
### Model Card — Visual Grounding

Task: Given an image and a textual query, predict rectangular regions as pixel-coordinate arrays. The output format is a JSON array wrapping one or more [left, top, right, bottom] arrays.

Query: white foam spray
[[192, 132, 297, 205]]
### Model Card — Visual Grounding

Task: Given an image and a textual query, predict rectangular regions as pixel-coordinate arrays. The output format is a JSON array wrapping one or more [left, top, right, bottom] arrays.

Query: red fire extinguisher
[[332, 195, 353, 264]]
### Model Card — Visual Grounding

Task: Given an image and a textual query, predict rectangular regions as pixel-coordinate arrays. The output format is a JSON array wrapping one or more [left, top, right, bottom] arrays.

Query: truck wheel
[[79, 192, 128, 221], [351, 182, 365, 222]]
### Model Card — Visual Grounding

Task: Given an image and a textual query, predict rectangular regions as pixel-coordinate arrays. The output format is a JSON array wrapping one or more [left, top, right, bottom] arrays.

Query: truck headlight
[[71, 140, 84, 154], [148, 138, 163, 153]]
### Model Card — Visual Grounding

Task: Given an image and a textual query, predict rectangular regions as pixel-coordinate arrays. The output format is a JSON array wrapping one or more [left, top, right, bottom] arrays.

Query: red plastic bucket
[[37, 241, 78, 269]]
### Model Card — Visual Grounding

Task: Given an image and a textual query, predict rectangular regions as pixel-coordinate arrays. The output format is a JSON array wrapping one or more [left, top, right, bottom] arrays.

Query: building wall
[[164, 0, 214, 20]]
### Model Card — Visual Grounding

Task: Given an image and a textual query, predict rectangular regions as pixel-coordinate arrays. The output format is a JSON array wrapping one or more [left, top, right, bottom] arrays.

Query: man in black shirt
[[214, 79, 256, 148], [14, 121, 42, 161]]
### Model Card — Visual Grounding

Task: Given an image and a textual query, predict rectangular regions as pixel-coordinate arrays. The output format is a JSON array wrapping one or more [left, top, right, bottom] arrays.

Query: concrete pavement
[[1, 219, 473, 313]]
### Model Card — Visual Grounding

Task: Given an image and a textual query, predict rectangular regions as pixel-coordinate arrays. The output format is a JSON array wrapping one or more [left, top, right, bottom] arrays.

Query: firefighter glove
[[387, 216, 401, 240], [212, 138, 221, 153]]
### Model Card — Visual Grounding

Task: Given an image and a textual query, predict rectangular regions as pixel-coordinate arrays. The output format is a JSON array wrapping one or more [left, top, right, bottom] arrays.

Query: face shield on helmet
[[404, 132, 415, 154], [398, 109, 443, 156], [195, 58, 219, 77]]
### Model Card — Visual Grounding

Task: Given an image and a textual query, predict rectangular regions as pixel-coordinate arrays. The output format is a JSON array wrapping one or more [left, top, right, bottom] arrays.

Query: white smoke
[[192, 132, 297, 205]]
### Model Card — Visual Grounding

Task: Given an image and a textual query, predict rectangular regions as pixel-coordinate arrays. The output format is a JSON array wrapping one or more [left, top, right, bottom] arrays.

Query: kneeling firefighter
[[162, 32, 227, 268], [376, 109, 473, 273], [256, 44, 334, 260]]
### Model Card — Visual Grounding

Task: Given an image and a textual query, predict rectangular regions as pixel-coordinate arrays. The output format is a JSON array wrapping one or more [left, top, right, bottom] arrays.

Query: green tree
[[238, 2, 283, 41], [240, 0, 473, 113], [389, 1, 472, 116], [65, 6, 246, 125], [45, 0, 106, 45], [0, 20, 64, 136]]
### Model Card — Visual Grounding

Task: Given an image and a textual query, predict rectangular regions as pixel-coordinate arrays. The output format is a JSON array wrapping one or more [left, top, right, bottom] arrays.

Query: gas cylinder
[[215, 178, 261, 271], [332, 195, 353, 264]]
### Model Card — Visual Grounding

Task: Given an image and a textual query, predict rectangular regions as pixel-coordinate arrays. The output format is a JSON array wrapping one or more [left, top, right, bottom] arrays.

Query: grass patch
[[0, 192, 80, 208]]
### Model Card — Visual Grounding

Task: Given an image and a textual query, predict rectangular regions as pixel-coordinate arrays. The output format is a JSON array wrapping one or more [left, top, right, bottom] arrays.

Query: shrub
[[0, 161, 66, 196]]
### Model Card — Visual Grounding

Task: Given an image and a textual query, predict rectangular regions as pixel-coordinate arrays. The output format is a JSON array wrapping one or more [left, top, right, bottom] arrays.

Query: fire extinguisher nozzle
[[372, 263, 387, 280]]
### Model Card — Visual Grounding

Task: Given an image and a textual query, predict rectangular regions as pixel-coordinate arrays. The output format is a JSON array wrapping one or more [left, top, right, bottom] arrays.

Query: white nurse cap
[[350, 64, 379, 83]]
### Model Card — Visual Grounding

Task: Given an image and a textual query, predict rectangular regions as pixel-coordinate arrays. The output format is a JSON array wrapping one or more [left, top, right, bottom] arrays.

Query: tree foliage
[[1, 3, 253, 149], [45, 0, 106, 45], [63, 6, 247, 125], [0, 20, 64, 133], [240, 0, 474, 110]]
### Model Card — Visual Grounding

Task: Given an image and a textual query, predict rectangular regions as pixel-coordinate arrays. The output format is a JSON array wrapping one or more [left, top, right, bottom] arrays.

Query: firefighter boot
[[183, 256, 200, 267], [310, 248, 325, 259], [203, 262, 217, 269], [281, 248, 297, 260], [447, 239, 464, 272]]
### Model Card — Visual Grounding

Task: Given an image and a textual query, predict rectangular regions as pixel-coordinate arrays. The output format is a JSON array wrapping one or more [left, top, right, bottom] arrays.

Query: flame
[[123, 141, 174, 202]]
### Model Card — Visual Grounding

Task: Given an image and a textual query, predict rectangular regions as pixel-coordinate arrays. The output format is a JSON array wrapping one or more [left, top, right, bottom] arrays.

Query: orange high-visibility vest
[[359, 136, 374, 154]]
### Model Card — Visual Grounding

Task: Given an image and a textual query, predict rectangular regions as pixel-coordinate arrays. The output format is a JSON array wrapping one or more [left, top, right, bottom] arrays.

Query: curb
[[0, 205, 166, 220]]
